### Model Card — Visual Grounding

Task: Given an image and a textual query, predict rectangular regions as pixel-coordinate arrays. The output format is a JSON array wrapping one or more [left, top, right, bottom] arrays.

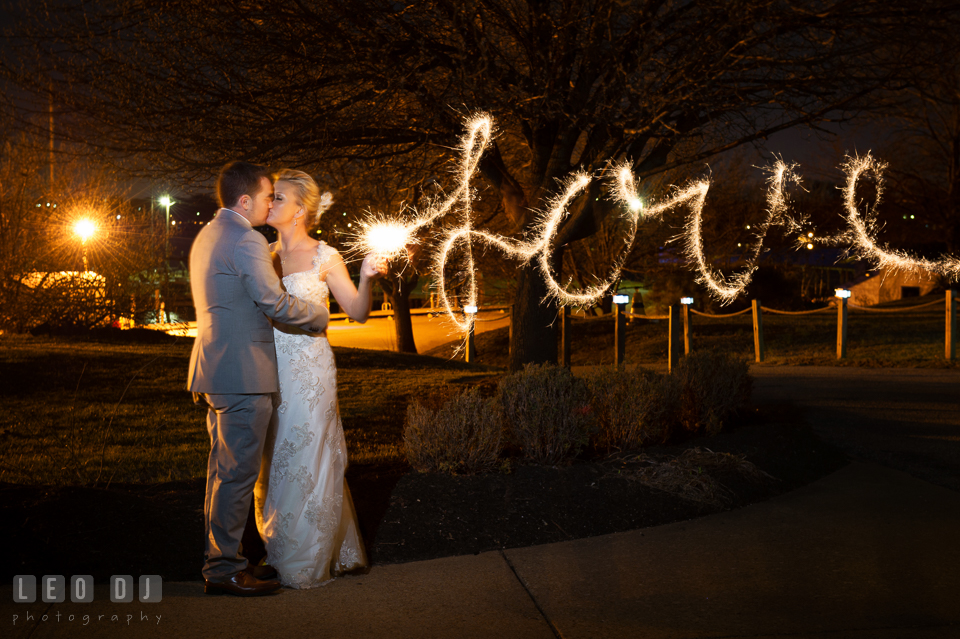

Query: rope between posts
[[627, 313, 670, 320], [690, 308, 752, 318], [761, 306, 833, 315], [848, 298, 943, 313]]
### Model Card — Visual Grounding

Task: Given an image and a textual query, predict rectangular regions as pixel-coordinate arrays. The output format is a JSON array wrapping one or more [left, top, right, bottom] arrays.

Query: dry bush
[[583, 366, 679, 450], [403, 387, 503, 474], [497, 362, 593, 465], [674, 350, 752, 435]]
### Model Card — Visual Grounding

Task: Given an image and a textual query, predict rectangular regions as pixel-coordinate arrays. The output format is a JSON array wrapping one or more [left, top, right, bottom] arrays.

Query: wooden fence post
[[560, 305, 571, 367], [752, 300, 764, 363], [615, 302, 626, 367], [836, 296, 848, 359], [507, 304, 514, 363], [669, 304, 682, 372], [464, 307, 478, 363], [464, 326, 476, 362], [682, 303, 692, 355], [947, 290, 957, 361]]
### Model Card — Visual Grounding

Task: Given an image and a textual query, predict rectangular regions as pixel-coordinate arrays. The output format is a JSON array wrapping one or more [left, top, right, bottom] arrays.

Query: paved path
[[327, 311, 510, 352], [4, 366, 959, 638], [751, 366, 960, 491], [153, 310, 511, 352], [4, 463, 958, 638]]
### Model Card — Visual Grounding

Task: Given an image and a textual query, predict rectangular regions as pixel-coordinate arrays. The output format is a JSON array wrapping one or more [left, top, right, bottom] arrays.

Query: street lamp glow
[[159, 196, 172, 207], [680, 297, 694, 305], [463, 305, 478, 314], [613, 294, 630, 305], [835, 288, 851, 299], [74, 219, 97, 243]]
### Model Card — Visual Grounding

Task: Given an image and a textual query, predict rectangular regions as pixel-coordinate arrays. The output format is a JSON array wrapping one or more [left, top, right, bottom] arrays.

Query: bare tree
[[4, 0, 957, 364], [871, 55, 960, 254]]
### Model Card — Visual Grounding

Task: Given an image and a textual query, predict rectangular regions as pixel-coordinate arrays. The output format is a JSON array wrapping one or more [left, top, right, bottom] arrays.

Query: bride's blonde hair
[[273, 169, 333, 231]]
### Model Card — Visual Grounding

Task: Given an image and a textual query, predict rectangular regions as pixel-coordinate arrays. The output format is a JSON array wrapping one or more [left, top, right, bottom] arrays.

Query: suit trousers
[[196, 392, 275, 581]]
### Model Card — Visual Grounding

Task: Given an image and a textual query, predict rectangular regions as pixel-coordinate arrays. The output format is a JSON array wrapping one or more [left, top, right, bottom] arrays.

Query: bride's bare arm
[[324, 252, 386, 323]]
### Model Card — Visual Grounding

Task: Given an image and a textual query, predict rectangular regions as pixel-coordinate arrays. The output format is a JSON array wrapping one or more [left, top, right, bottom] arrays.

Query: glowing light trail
[[838, 154, 960, 278], [349, 114, 959, 337]]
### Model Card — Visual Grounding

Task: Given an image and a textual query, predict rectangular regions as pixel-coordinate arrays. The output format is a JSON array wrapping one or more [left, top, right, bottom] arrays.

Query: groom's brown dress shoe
[[204, 571, 282, 596], [244, 563, 278, 580]]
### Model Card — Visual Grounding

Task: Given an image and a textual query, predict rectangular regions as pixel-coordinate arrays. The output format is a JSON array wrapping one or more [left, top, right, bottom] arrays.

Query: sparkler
[[838, 154, 960, 278], [356, 217, 415, 260], [351, 115, 959, 337], [681, 161, 800, 304]]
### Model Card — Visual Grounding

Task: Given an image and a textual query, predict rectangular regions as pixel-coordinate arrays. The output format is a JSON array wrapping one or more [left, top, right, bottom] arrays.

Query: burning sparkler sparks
[[348, 115, 958, 338], [357, 218, 416, 260], [837, 154, 960, 278]]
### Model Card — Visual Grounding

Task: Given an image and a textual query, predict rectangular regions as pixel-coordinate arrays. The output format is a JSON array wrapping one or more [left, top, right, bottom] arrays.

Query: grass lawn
[[0, 334, 496, 486], [2, 294, 953, 486], [0, 327, 854, 578]]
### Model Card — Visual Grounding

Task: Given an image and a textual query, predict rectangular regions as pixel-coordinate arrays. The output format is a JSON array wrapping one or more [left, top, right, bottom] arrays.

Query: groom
[[188, 161, 328, 596]]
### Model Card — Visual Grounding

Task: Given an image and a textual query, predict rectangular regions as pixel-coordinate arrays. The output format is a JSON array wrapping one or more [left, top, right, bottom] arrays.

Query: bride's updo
[[273, 169, 333, 231]]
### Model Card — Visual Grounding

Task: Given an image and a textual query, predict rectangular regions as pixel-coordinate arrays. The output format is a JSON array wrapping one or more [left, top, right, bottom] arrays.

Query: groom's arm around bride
[[187, 160, 326, 596]]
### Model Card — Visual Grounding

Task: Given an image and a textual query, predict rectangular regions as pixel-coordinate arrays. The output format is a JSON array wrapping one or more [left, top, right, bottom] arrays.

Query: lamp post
[[680, 297, 694, 355], [835, 288, 851, 359], [159, 195, 173, 258], [73, 218, 97, 271], [159, 196, 174, 323], [613, 293, 629, 366], [463, 305, 478, 362]]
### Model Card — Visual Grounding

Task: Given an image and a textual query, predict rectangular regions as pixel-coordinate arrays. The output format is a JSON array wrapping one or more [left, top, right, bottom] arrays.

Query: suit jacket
[[187, 209, 328, 394]]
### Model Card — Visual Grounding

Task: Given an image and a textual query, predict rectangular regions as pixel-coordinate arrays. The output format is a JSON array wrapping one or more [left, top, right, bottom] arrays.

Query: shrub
[[497, 363, 593, 465], [674, 350, 752, 435], [583, 366, 680, 450], [403, 387, 503, 474]]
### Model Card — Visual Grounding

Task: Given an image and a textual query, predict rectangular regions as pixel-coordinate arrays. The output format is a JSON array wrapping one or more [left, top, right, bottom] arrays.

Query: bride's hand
[[360, 253, 389, 280]]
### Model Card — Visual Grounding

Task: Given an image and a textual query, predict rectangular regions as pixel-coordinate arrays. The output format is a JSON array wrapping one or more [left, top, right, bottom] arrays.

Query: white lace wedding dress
[[254, 241, 368, 588]]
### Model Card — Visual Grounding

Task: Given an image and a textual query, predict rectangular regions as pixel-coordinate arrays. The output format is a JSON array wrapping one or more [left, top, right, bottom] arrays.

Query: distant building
[[847, 267, 938, 306]]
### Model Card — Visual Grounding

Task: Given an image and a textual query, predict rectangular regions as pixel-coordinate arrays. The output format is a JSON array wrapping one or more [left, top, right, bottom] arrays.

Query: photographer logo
[[12, 575, 162, 603]]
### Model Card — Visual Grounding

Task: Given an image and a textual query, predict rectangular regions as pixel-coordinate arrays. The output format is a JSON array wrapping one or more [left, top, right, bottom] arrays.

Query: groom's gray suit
[[188, 208, 327, 582]]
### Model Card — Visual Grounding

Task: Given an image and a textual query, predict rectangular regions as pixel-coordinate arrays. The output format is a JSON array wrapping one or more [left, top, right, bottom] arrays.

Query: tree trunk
[[948, 132, 960, 254], [382, 272, 419, 353], [508, 261, 558, 371]]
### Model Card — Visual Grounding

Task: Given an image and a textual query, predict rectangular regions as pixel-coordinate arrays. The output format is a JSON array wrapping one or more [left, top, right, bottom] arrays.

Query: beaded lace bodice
[[255, 240, 367, 589]]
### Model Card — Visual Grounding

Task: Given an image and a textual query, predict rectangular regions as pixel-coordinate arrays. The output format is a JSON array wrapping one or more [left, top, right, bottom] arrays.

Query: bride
[[254, 168, 385, 588]]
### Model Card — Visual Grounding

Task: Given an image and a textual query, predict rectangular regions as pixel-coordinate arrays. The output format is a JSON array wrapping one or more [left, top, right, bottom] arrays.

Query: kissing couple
[[187, 160, 387, 595]]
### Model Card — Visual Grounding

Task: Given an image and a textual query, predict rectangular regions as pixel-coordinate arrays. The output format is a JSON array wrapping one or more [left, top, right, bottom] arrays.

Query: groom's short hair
[[217, 161, 272, 209]]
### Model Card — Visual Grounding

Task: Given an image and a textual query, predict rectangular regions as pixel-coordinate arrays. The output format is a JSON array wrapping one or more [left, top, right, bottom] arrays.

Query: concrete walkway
[[750, 366, 960, 491], [4, 367, 960, 638]]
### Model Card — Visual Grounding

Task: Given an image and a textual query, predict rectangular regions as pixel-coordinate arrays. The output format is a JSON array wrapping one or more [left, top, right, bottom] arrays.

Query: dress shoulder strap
[[314, 241, 339, 270]]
